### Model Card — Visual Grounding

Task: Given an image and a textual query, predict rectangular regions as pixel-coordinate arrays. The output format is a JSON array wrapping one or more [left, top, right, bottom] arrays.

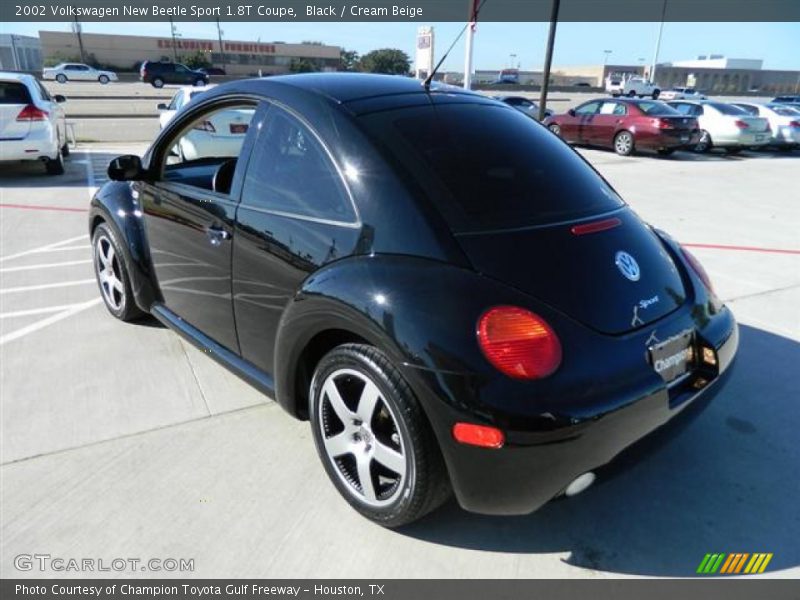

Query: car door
[[138, 99, 263, 352], [591, 100, 626, 146], [174, 64, 193, 84], [72, 65, 91, 81], [573, 101, 602, 143], [232, 103, 362, 377]]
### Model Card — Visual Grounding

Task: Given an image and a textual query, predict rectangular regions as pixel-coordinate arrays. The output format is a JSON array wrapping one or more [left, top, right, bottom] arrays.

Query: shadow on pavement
[[401, 324, 799, 577], [0, 152, 123, 189]]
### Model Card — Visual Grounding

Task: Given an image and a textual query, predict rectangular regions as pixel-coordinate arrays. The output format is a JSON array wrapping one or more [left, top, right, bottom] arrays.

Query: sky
[[4, 21, 799, 72]]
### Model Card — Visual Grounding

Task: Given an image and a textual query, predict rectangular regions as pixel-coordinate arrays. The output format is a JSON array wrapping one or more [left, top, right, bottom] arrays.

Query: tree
[[290, 58, 317, 73], [339, 49, 360, 72], [182, 51, 212, 70], [358, 49, 411, 75]]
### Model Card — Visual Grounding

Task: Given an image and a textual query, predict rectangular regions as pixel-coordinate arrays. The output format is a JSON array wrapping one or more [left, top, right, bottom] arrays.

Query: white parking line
[[34, 245, 91, 253], [0, 298, 103, 346], [0, 279, 96, 294], [0, 304, 89, 319], [0, 234, 89, 263], [0, 260, 92, 273]]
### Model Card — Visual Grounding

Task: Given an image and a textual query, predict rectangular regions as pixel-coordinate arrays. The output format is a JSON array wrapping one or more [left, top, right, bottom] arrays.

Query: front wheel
[[98, 75, 109, 84], [627, 90, 636, 97], [309, 344, 450, 527], [694, 130, 712, 153], [151, 77, 164, 88], [548, 123, 561, 137], [194, 78, 207, 87], [652, 89, 660, 99], [614, 130, 635, 156], [92, 223, 144, 321], [56, 74, 67, 84]]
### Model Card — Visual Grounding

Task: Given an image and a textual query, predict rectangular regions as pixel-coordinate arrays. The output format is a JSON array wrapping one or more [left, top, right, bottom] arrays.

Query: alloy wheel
[[317, 368, 407, 507], [615, 132, 633, 155], [95, 235, 125, 312], [549, 124, 561, 136]]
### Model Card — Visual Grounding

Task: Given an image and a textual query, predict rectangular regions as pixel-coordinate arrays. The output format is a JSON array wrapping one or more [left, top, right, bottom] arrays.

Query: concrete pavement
[[0, 143, 798, 578]]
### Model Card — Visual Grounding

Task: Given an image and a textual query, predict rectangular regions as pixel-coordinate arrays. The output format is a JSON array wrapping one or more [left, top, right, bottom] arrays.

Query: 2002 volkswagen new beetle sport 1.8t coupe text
[[88, 74, 738, 527]]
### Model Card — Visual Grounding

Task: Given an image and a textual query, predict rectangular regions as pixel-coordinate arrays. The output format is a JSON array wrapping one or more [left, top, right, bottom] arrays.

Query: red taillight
[[734, 119, 749, 129], [452, 423, 505, 449], [680, 246, 715, 294], [790, 121, 800, 128], [16, 104, 48, 121], [193, 120, 216, 133], [655, 118, 674, 129], [477, 306, 562, 380]]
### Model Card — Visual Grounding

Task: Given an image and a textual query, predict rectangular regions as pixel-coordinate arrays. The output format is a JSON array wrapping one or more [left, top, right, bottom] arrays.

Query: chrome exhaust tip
[[564, 472, 596, 497]]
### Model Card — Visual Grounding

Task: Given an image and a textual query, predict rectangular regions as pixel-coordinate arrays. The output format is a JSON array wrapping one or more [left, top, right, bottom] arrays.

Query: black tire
[[56, 74, 67, 83], [45, 147, 64, 175], [657, 148, 675, 156], [152, 77, 164, 88], [613, 130, 635, 156], [627, 89, 636, 97], [652, 89, 660, 99], [194, 78, 207, 87], [548, 123, 561, 137], [98, 75, 109, 84], [91, 223, 145, 322], [694, 130, 712, 153], [309, 343, 450, 527]]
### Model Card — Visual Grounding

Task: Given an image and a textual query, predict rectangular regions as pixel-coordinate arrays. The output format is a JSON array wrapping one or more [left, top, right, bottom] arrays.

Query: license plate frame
[[648, 329, 696, 384]]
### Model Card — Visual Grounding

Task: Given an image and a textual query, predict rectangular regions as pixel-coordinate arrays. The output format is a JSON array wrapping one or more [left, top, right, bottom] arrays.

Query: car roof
[[0, 71, 36, 84]]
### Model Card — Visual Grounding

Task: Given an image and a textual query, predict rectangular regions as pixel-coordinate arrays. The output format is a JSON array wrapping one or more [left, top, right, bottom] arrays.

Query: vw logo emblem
[[615, 251, 640, 281]]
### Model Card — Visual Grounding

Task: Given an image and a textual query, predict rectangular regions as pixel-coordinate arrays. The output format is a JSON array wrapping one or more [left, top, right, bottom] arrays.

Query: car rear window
[[708, 102, 747, 115], [359, 103, 624, 233], [637, 101, 680, 115], [769, 105, 800, 116], [0, 82, 32, 104]]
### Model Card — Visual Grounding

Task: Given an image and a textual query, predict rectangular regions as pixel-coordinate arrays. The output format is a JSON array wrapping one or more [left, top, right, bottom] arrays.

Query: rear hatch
[[732, 115, 770, 133], [358, 101, 687, 334], [0, 80, 33, 140], [457, 209, 686, 334]]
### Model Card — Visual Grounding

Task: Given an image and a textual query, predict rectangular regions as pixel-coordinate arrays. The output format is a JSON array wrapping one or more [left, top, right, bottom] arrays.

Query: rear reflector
[[571, 217, 622, 236], [16, 105, 48, 121], [452, 423, 505, 449], [790, 121, 800, 128], [477, 306, 562, 380]]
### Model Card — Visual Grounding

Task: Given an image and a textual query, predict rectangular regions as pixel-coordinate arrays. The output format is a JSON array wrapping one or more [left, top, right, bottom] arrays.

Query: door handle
[[206, 226, 231, 246]]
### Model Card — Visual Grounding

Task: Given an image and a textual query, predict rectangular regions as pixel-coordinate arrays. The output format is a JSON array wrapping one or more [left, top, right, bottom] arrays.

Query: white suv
[[0, 72, 68, 175], [607, 76, 660, 99]]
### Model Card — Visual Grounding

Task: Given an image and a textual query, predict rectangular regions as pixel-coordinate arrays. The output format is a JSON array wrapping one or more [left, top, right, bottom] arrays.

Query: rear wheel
[[152, 77, 164, 88], [194, 78, 206, 87], [614, 130, 635, 156], [694, 130, 712, 153], [92, 223, 144, 321], [548, 123, 561, 137], [45, 146, 64, 175], [652, 89, 660, 99], [98, 74, 109, 84], [309, 344, 450, 527]]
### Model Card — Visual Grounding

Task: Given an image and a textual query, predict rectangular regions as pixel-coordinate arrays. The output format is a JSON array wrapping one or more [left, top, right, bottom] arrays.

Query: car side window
[[692, 105, 705, 116], [241, 107, 356, 223], [36, 81, 52, 101], [160, 103, 256, 194], [575, 102, 600, 115], [168, 92, 182, 111], [175, 65, 188, 73], [613, 103, 627, 115]]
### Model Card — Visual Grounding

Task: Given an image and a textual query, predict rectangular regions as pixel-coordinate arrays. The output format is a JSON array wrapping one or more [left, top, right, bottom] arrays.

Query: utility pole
[[169, 17, 179, 61], [216, 18, 227, 71], [650, 0, 667, 83], [9, 34, 19, 70], [538, 0, 560, 121], [73, 17, 87, 63], [463, 0, 479, 89]]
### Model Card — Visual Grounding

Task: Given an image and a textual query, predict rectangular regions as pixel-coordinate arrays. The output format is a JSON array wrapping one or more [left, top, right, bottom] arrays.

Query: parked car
[[658, 87, 707, 101], [199, 67, 227, 76], [666, 100, 771, 153], [607, 76, 660, 99], [731, 102, 800, 151], [157, 85, 216, 128], [90, 74, 737, 527], [771, 95, 800, 107], [139, 61, 209, 88], [493, 95, 553, 120], [544, 98, 698, 156], [42, 63, 118, 85], [0, 72, 68, 174]]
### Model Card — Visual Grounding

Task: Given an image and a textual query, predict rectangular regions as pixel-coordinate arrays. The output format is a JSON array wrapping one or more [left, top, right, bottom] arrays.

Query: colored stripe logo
[[697, 553, 773, 574]]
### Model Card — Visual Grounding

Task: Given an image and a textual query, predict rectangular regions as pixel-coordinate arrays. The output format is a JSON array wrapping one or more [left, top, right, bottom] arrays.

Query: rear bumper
[[404, 308, 738, 515], [712, 131, 771, 147], [0, 127, 58, 161]]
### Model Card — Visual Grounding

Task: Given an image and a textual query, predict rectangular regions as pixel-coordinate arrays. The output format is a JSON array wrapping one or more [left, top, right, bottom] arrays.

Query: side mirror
[[108, 155, 145, 181], [567, 108, 576, 117], [157, 103, 168, 110], [54, 94, 66, 103]]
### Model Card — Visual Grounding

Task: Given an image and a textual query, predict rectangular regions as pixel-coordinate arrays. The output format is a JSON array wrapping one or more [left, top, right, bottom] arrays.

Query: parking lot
[[1, 133, 799, 577]]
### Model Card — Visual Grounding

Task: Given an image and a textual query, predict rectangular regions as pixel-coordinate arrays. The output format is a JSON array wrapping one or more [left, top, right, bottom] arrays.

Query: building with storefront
[[38, 30, 341, 76]]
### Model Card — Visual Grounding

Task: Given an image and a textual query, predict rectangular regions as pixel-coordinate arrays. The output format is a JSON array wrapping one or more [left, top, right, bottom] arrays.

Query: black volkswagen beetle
[[90, 74, 738, 527]]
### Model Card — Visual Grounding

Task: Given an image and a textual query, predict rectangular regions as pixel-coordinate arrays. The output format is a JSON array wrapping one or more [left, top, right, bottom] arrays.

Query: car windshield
[[637, 102, 680, 116], [359, 103, 624, 233], [708, 102, 747, 115]]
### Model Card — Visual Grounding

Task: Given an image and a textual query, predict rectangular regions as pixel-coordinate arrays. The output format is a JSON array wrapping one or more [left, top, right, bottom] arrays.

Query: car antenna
[[423, 0, 489, 92]]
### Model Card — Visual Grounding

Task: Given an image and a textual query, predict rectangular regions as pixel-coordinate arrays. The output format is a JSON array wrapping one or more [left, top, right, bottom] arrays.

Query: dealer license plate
[[648, 329, 696, 383]]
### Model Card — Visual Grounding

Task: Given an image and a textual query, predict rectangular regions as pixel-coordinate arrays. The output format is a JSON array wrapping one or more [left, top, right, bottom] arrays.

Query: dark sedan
[[89, 74, 737, 527], [544, 98, 699, 156], [493, 95, 553, 120]]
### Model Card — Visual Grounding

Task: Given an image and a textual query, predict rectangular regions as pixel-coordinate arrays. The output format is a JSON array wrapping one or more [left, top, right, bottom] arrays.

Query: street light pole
[[169, 17, 179, 62], [73, 17, 87, 63], [463, 0, 479, 90], [216, 18, 227, 71], [650, 0, 667, 84], [538, 0, 560, 122]]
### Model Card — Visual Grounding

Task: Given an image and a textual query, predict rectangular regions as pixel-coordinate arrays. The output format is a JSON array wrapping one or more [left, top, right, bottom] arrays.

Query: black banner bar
[[4, 0, 800, 22]]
